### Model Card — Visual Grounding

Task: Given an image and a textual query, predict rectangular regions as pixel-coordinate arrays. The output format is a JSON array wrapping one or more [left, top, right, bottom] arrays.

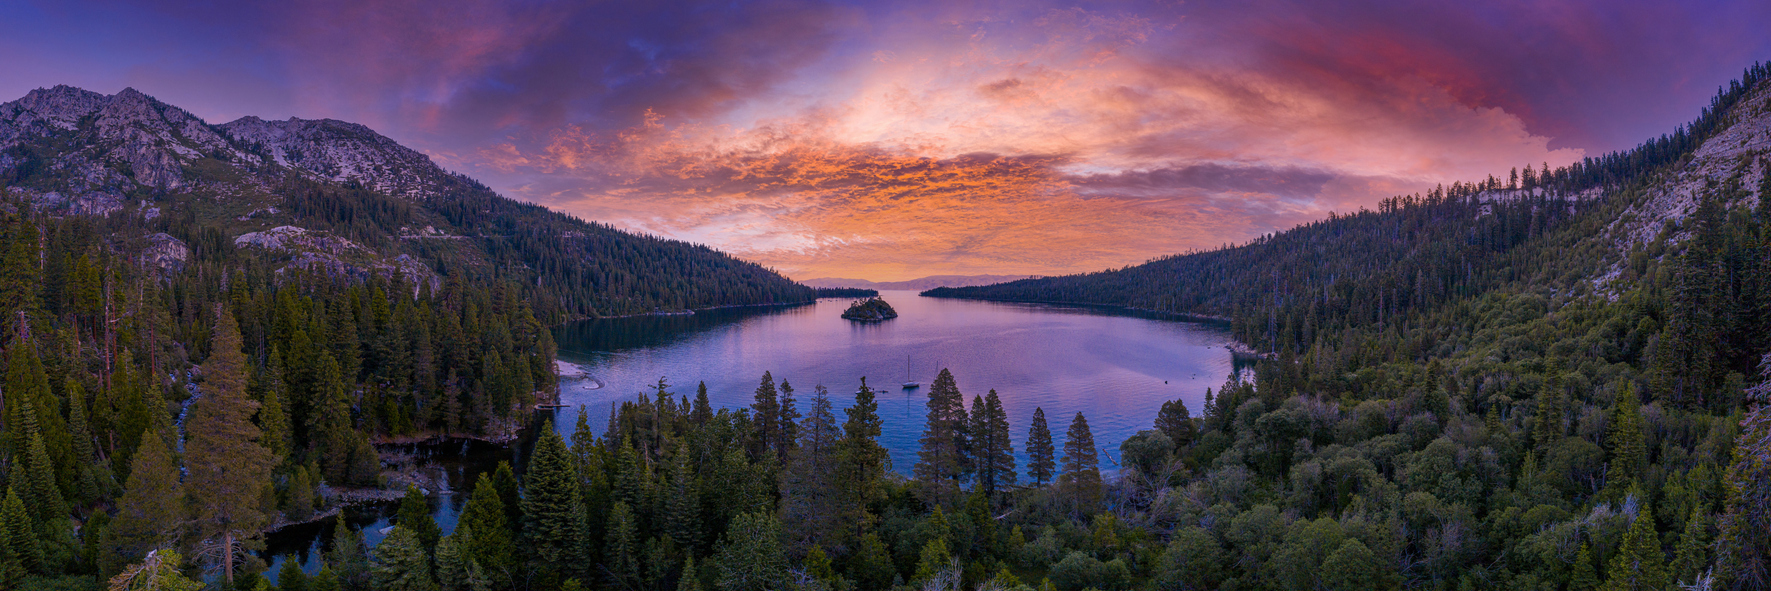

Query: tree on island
[[840, 298, 899, 321]]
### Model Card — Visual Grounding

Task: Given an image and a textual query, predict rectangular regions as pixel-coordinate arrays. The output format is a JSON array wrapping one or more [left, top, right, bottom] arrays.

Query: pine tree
[[102, 430, 182, 576], [396, 486, 440, 553], [836, 378, 888, 540], [64, 378, 100, 503], [278, 556, 310, 591], [459, 474, 513, 580], [6, 339, 71, 492], [1601, 510, 1669, 591], [676, 555, 703, 591], [0, 214, 40, 338], [1534, 382, 1564, 449], [257, 371, 293, 468], [611, 437, 650, 512], [712, 512, 789, 591], [312, 353, 358, 484], [849, 533, 895, 591], [327, 519, 370, 591], [692, 382, 713, 426], [312, 564, 343, 591], [782, 384, 841, 551], [965, 395, 984, 485], [1569, 543, 1600, 591], [21, 428, 69, 525], [1027, 408, 1055, 486], [1059, 412, 1102, 517], [752, 372, 780, 458], [1670, 508, 1709, 585], [1154, 399, 1197, 449], [914, 368, 967, 507], [492, 461, 522, 533], [974, 390, 1015, 498], [0, 488, 43, 581], [433, 526, 470, 591], [369, 526, 437, 591], [522, 422, 588, 580], [664, 445, 702, 551], [604, 501, 640, 589], [912, 538, 953, 583], [1608, 383, 1648, 486], [287, 466, 316, 522], [185, 307, 277, 583], [778, 380, 800, 462]]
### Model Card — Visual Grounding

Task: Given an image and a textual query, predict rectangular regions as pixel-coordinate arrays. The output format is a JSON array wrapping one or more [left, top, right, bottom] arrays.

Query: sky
[[3, 1, 1768, 281]]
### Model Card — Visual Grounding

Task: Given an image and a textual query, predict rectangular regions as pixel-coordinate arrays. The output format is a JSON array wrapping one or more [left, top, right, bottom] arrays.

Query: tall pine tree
[[752, 372, 780, 459], [782, 384, 841, 552], [914, 368, 967, 507], [459, 474, 513, 584], [521, 422, 588, 580], [1601, 510, 1669, 591], [101, 429, 181, 576], [1059, 412, 1101, 516], [973, 390, 1015, 499], [836, 378, 887, 540], [369, 526, 437, 591], [1027, 408, 1055, 486], [1607, 383, 1648, 487], [184, 307, 277, 582]]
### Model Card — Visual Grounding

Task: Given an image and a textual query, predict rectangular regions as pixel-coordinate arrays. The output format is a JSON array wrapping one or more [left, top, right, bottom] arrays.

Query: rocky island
[[840, 297, 899, 321]]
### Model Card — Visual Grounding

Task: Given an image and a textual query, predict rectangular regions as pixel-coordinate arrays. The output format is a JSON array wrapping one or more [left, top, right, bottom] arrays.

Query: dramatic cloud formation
[[4, 0, 1767, 279]]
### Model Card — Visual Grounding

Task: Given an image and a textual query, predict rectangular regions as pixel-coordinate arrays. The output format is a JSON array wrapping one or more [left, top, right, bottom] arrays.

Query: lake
[[552, 291, 1239, 472], [263, 290, 1238, 581]]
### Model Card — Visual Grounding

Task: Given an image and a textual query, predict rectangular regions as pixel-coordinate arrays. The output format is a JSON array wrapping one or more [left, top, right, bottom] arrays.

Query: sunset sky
[[5, 1, 1768, 281]]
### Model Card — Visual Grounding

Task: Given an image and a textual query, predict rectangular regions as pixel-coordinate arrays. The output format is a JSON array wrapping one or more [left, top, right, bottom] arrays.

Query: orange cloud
[[479, 6, 1583, 280]]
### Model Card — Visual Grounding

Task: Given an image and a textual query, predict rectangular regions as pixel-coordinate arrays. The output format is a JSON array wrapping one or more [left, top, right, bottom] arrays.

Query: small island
[[841, 297, 899, 321]]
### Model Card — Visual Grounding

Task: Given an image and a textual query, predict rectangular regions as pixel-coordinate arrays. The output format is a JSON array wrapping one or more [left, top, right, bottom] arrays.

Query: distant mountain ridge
[[0, 85, 813, 319], [800, 274, 1030, 291]]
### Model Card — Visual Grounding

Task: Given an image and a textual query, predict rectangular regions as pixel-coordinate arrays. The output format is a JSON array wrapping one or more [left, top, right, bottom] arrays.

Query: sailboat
[[902, 355, 921, 389]]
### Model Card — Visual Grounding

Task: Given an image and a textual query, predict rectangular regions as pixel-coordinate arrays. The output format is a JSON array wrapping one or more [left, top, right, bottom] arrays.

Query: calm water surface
[[265, 291, 1238, 581], [553, 291, 1238, 473]]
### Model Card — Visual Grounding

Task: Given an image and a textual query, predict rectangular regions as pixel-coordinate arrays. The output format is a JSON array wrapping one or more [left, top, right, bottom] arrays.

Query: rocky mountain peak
[[218, 115, 452, 200], [8, 85, 109, 131], [1, 85, 455, 200]]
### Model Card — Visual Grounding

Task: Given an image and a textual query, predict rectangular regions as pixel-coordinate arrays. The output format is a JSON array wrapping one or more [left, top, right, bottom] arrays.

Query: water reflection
[[262, 437, 530, 582]]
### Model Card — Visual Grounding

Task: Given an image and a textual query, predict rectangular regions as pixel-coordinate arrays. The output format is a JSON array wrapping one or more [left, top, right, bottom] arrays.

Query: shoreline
[[918, 292, 1235, 324], [572, 299, 816, 322], [916, 293, 1265, 356]]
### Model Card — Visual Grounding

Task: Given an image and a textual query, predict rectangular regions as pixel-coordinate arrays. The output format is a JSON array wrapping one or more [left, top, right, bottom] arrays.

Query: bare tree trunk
[[222, 531, 235, 583]]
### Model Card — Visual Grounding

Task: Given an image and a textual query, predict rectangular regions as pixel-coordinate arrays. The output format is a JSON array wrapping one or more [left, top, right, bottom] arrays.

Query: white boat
[[902, 355, 920, 389]]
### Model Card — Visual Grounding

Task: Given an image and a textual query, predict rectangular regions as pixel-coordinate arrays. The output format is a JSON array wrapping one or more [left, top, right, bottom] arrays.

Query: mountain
[[0, 85, 813, 319], [800, 274, 1030, 291]]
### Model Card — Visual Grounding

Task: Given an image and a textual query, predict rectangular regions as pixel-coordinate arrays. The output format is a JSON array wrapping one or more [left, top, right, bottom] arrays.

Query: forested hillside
[[907, 63, 1771, 589], [0, 86, 814, 321], [0, 85, 809, 589]]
